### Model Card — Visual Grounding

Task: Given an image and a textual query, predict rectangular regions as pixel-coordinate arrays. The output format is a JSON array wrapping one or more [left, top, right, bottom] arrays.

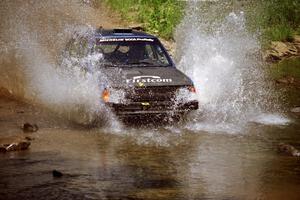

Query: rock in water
[[5, 141, 31, 152], [52, 170, 63, 178], [0, 146, 7, 153], [278, 143, 300, 157], [5, 143, 18, 151], [17, 141, 31, 150], [23, 123, 39, 132], [25, 136, 34, 141]]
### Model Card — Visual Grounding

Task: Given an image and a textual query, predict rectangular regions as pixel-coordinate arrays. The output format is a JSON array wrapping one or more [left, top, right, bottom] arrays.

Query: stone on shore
[[263, 39, 300, 62], [23, 123, 39, 132], [0, 135, 31, 153]]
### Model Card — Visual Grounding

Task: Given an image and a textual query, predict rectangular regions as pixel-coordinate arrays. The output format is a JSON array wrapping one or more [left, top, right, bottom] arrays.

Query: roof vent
[[113, 29, 133, 34]]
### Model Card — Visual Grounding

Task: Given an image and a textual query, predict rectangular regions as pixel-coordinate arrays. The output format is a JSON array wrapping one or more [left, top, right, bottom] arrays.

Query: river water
[[0, 106, 299, 199], [0, 1, 300, 199]]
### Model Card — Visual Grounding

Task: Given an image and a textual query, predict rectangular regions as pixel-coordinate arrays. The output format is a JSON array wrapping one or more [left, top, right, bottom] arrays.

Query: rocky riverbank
[[263, 35, 300, 62], [263, 36, 300, 91]]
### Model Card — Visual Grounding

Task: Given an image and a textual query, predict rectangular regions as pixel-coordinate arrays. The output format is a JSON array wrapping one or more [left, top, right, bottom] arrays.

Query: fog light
[[102, 88, 110, 102]]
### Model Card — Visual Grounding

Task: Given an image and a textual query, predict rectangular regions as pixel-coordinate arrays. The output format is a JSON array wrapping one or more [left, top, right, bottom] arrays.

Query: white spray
[[175, 3, 289, 133], [0, 1, 119, 126]]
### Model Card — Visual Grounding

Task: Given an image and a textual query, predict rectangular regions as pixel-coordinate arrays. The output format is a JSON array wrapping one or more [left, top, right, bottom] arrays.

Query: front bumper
[[107, 100, 199, 116]]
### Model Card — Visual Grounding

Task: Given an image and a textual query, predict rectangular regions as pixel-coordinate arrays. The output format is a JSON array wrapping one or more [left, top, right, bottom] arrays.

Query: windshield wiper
[[127, 59, 158, 66]]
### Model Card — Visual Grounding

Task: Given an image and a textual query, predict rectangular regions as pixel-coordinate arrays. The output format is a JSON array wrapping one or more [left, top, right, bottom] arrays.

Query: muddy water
[[0, 98, 300, 200], [1, 0, 300, 199]]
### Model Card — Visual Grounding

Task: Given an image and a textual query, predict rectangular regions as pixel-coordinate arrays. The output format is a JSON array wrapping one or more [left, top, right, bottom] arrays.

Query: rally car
[[65, 28, 198, 120]]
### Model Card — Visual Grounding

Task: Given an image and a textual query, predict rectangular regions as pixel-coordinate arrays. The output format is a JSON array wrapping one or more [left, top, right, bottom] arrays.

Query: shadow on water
[[0, 117, 300, 199], [119, 114, 184, 128]]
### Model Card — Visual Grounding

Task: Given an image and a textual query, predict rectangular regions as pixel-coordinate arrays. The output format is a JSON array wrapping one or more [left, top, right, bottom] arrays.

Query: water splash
[[0, 0, 290, 132], [175, 3, 289, 133], [250, 113, 291, 126], [0, 1, 118, 126]]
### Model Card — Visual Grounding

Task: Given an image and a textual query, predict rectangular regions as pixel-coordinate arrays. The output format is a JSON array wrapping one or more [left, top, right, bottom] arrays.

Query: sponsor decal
[[141, 102, 150, 110], [126, 75, 173, 84], [99, 38, 154, 42], [137, 82, 145, 87]]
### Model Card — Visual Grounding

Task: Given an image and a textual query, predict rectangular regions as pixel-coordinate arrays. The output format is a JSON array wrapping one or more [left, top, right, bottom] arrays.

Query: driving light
[[102, 88, 110, 102], [102, 88, 126, 103]]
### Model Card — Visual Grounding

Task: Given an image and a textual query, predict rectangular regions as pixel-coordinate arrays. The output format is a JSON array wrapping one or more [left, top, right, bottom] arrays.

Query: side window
[[144, 44, 155, 60], [156, 45, 169, 65]]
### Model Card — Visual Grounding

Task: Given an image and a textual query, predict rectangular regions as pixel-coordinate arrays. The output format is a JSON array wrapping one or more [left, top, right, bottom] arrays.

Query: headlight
[[102, 88, 125, 103], [175, 86, 198, 103]]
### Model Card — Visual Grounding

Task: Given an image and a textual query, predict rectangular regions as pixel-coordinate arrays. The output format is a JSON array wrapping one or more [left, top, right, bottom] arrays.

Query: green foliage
[[270, 58, 300, 80], [248, 0, 300, 43], [104, 0, 185, 39], [104, 0, 300, 42], [265, 25, 294, 42]]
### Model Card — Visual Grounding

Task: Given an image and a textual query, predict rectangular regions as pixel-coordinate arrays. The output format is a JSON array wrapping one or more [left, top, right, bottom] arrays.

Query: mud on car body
[[65, 28, 198, 120]]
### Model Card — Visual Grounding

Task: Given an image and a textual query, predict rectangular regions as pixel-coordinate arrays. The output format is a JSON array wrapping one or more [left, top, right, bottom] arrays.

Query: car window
[[95, 40, 171, 67], [145, 44, 155, 60], [156, 45, 169, 65], [100, 44, 118, 54]]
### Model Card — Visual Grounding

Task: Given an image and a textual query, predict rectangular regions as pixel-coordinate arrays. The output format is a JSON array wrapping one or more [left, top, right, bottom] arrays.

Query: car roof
[[95, 28, 157, 39]]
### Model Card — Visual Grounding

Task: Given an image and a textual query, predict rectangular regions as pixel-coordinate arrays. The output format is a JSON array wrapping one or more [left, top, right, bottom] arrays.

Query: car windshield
[[95, 40, 171, 67]]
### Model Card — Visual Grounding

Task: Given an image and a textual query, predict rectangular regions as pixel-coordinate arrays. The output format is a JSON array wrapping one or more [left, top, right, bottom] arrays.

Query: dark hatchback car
[[65, 28, 198, 121]]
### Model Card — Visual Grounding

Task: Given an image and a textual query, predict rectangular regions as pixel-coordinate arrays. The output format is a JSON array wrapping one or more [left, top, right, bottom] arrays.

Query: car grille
[[126, 86, 180, 102]]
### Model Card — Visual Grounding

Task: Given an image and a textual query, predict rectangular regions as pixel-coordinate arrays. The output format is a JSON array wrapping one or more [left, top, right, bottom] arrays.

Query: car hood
[[102, 67, 193, 88]]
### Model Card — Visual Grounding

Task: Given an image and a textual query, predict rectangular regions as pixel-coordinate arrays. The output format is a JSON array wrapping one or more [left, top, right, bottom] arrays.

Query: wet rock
[[278, 143, 300, 157], [25, 136, 34, 141], [291, 107, 300, 113], [23, 123, 39, 132], [5, 141, 30, 152], [52, 170, 63, 178], [0, 135, 31, 153], [5, 143, 18, 151], [0, 146, 7, 153], [16, 141, 31, 150]]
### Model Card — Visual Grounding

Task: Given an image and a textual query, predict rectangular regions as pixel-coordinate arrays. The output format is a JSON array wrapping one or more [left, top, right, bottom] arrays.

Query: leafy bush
[[104, 0, 185, 39], [248, 0, 300, 42], [265, 25, 294, 42]]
